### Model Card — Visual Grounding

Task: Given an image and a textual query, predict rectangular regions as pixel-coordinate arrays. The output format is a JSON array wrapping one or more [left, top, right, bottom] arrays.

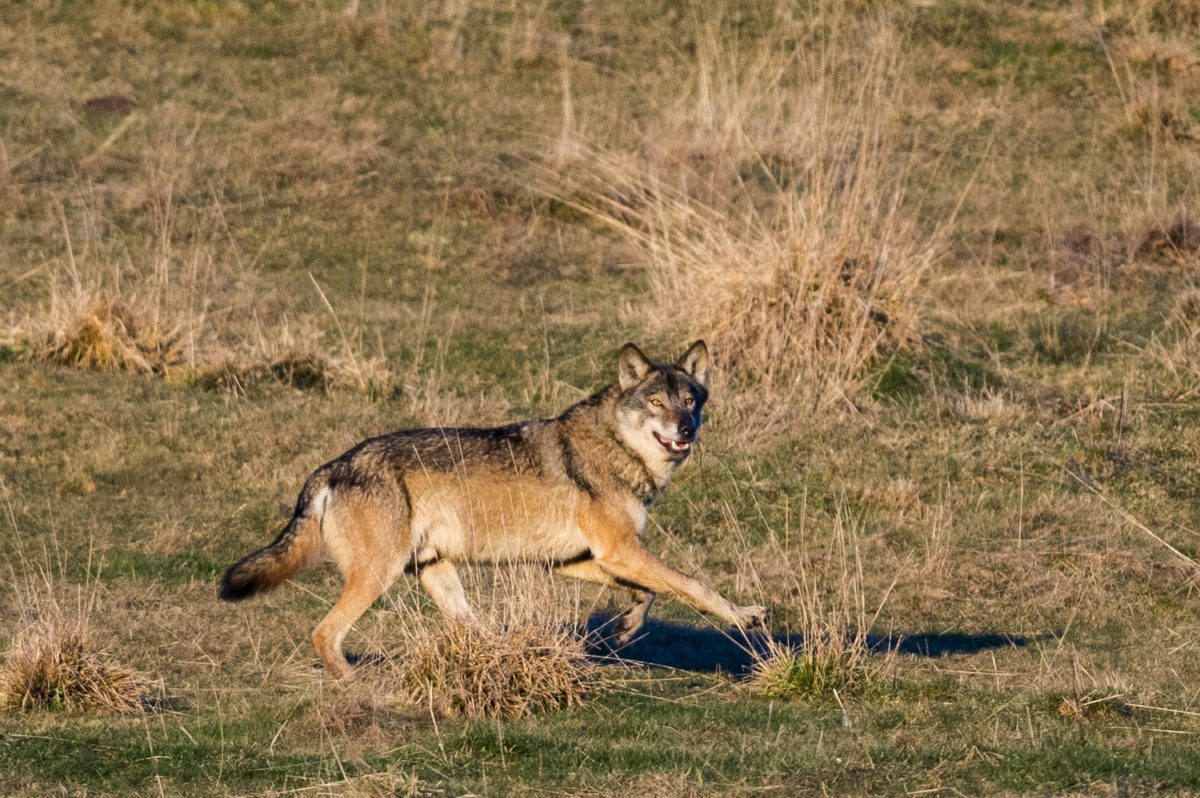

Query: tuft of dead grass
[[1, 103, 402, 400], [193, 347, 394, 399], [38, 295, 188, 375], [387, 615, 599, 719], [0, 625, 151, 714], [748, 634, 875, 702], [745, 501, 895, 702], [534, 12, 945, 438], [0, 550, 154, 715], [10, 174, 221, 378]]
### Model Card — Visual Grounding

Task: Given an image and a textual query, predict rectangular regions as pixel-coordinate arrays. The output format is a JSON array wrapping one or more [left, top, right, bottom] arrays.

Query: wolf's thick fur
[[219, 341, 767, 679]]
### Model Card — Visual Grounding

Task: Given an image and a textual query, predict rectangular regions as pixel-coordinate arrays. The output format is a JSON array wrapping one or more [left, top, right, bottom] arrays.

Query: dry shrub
[[536, 12, 943, 437], [746, 502, 894, 701], [39, 295, 188, 375], [1, 625, 151, 714], [388, 615, 598, 719], [1, 558, 153, 714]]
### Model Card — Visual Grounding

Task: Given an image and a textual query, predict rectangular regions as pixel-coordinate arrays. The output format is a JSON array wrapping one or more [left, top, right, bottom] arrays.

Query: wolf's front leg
[[599, 543, 765, 631], [417, 559, 476, 621], [612, 588, 655, 645], [555, 558, 656, 644], [579, 504, 767, 632]]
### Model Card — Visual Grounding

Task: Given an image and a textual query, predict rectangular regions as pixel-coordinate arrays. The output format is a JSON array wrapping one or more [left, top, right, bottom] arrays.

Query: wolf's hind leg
[[555, 558, 655, 645], [312, 495, 409, 680], [313, 570, 396, 680], [418, 559, 475, 621]]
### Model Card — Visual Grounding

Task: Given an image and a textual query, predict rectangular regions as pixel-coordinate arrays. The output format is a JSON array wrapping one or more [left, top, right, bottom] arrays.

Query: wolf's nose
[[678, 421, 694, 439]]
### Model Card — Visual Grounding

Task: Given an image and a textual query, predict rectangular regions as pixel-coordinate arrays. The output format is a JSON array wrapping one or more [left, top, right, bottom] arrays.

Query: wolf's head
[[614, 340, 710, 464]]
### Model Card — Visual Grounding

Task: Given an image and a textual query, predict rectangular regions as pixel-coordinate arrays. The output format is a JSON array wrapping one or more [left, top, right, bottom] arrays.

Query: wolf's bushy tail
[[218, 474, 328, 602]]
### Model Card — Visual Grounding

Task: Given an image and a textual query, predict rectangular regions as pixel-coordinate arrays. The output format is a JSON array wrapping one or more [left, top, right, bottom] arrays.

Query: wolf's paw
[[612, 619, 642, 648], [731, 604, 768, 631], [612, 604, 651, 647]]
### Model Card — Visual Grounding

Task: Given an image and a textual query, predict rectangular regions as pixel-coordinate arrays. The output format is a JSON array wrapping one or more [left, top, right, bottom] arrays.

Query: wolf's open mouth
[[653, 431, 691, 455]]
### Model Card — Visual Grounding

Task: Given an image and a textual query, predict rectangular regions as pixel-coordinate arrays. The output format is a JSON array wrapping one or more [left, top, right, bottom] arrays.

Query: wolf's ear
[[675, 340, 709, 386], [618, 343, 652, 389]]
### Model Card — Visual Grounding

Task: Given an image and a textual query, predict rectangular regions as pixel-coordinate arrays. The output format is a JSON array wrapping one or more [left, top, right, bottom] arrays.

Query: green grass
[[6, 680, 1199, 795]]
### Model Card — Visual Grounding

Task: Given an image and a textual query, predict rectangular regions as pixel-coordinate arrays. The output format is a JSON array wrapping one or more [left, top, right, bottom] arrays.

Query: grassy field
[[3, 0, 1200, 794]]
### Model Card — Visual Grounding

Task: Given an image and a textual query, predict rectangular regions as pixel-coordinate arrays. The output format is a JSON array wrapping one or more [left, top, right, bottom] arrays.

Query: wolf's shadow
[[585, 614, 1036, 676]]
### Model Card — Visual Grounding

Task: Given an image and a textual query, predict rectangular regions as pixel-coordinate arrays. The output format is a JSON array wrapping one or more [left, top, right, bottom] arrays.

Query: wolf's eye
[[684, 396, 694, 407], [650, 398, 663, 408]]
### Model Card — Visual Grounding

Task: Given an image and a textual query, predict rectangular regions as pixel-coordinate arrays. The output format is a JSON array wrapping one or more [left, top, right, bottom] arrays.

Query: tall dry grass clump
[[2, 108, 398, 399], [537, 11, 943, 437], [746, 502, 894, 701], [7, 118, 229, 377], [0, 560, 153, 714], [39, 295, 190, 375], [1, 624, 151, 713], [10, 202, 397, 397], [388, 616, 598, 719], [366, 564, 604, 719], [13, 173, 222, 379]]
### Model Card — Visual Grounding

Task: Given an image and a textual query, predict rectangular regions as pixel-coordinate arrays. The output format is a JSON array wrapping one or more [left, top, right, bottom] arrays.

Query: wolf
[[218, 340, 767, 679]]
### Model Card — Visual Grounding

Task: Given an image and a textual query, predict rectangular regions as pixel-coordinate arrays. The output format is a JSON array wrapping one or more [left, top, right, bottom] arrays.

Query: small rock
[[81, 95, 138, 116]]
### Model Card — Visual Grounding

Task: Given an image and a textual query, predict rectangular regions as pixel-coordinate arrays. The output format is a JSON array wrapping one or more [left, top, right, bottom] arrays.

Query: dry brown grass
[[745, 502, 896, 702], [534, 11, 945, 438], [6, 199, 399, 398], [5, 1, 1200, 790], [242, 91, 388, 188], [313, 562, 611, 721], [1055, 692, 1134, 722], [1138, 284, 1200, 398], [0, 625, 151, 714], [8, 153, 223, 377], [0, 557, 154, 714], [192, 316, 395, 400], [218, 564, 613, 746], [39, 295, 189, 375], [21, 274, 398, 399], [386, 614, 599, 719], [0, 90, 404, 399], [1092, 1, 1200, 145]]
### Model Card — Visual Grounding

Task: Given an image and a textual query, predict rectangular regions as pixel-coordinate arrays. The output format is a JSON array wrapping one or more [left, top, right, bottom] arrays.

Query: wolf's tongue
[[654, 433, 690, 452]]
